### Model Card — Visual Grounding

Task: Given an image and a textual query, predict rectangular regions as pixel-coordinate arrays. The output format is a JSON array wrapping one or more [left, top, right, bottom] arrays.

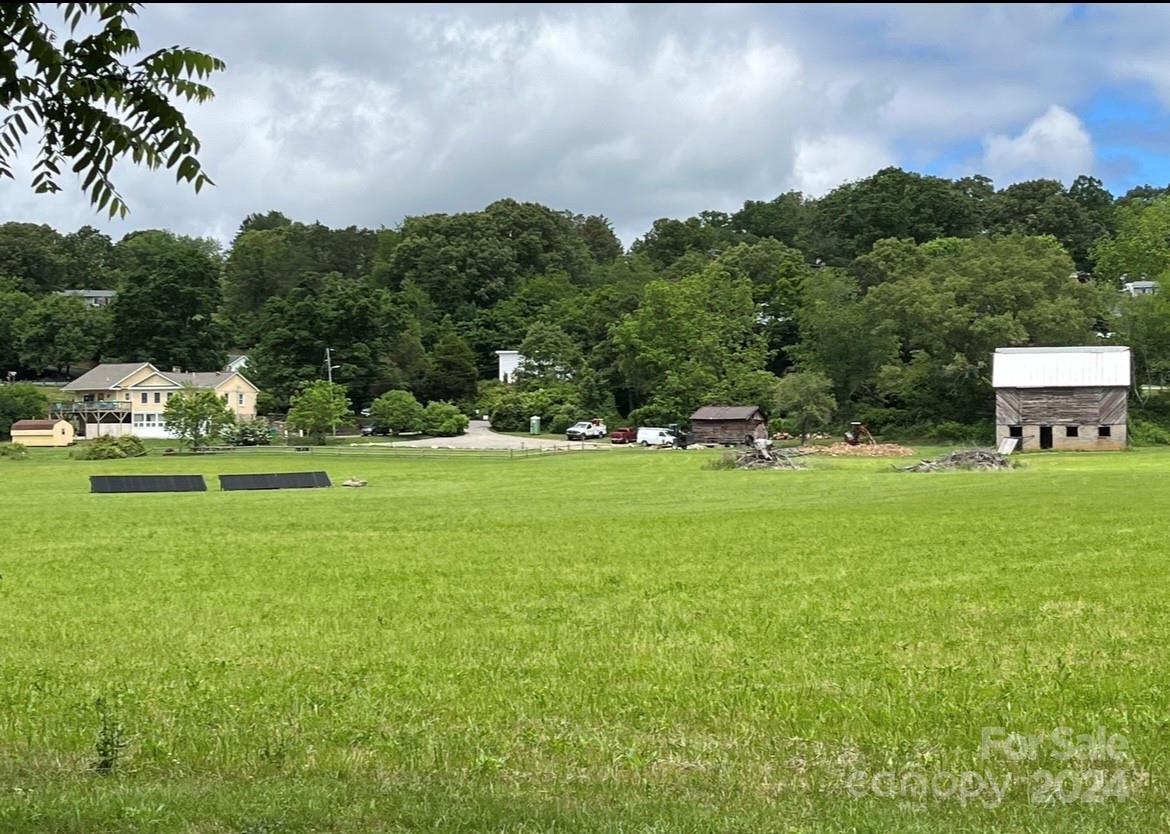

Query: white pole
[[325, 347, 337, 438]]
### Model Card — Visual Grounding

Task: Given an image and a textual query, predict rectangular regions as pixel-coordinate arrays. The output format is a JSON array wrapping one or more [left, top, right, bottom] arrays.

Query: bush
[[0, 443, 29, 460], [223, 418, 271, 446], [549, 408, 576, 435], [423, 401, 469, 437], [370, 390, 425, 434], [489, 391, 529, 432], [71, 434, 147, 460], [1131, 419, 1170, 446], [0, 384, 49, 436], [922, 420, 994, 445]]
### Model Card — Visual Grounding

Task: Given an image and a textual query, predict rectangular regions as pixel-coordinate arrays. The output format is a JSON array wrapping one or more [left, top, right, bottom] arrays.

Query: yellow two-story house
[[57, 362, 261, 439]]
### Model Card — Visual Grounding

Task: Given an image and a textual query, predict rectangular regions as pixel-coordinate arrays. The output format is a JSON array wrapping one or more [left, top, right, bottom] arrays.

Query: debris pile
[[772, 431, 832, 442], [725, 446, 809, 470], [898, 449, 1014, 472], [809, 442, 916, 458], [341, 477, 369, 488]]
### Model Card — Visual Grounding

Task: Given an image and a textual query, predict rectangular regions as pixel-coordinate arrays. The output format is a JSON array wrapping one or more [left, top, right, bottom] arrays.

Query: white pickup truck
[[566, 420, 607, 440]]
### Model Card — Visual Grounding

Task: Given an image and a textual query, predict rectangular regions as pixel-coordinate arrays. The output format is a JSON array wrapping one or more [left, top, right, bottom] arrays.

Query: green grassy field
[[2, 446, 1168, 832]]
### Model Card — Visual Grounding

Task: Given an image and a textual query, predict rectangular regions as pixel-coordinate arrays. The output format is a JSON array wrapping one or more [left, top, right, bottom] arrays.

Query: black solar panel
[[90, 475, 207, 494], [218, 471, 332, 491]]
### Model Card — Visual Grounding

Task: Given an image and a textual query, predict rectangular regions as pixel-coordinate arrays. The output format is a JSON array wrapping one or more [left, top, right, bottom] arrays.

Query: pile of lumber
[[898, 449, 1014, 472], [809, 442, 916, 457], [729, 446, 808, 470]]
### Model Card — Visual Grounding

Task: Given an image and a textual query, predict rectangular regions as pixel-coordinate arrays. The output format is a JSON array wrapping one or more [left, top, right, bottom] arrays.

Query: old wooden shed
[[690, 406, 767, 445], [992, 346, 1131, 451]]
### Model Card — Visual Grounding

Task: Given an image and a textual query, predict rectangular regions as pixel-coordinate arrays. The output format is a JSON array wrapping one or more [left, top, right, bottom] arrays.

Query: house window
[[154, 392, 161, 403], [124, 392, 130, 401], [1098, 426, 1112, 438], [133, 413, 144, 425], [1009, 426, 1023, 438], [141, 392, 148, 404], [1066, 426, 1079, 438], [238, 393, 245, 405]]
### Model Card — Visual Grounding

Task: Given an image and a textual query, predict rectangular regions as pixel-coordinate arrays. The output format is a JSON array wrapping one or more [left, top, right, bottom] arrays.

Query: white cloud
[[793, 135, 896, 197], [981, 105, 1094, 185], [0, 4, 1164, 244]]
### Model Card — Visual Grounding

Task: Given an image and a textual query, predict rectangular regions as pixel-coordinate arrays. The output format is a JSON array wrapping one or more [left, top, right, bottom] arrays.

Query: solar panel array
[[218, 471, 332, 491], [90, 475, 208, 494]]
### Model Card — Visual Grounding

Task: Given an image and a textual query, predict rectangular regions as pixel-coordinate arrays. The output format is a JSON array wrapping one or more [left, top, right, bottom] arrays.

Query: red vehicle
[[610, 427, 637, 444]]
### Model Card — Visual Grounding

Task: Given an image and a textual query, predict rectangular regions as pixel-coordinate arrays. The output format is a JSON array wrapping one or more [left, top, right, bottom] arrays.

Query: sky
[[4, 3, 1170, 245]]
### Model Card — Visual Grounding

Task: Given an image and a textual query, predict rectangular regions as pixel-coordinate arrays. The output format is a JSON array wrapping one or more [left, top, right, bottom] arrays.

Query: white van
[[636, 427, 676, 447]]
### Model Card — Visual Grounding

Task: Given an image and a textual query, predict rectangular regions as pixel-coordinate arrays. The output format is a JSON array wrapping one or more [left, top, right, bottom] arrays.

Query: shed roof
[[992, 346, 1131, 389], [11, 420, 60, 431], [691, 405, 763, 421]]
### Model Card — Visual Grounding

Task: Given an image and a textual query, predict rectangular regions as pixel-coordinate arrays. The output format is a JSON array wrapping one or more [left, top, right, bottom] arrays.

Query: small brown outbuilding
[[690, 405, 767, 445]]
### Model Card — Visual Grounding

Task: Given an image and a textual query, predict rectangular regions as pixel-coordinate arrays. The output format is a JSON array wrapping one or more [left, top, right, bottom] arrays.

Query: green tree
[[287, 380, 352, 443], [515, 321, 582, 386], [162, 386, 234, 450], [789, 270, 899, 411], [610, 263, 772, 420], [731, 191, 808, 247], [863, 235, 1098, 421], [108, 232, 225, 370], [422, 401, 469, 436], [805, 167, 981, 264], [574, 214, 623, 263], [424, 323, 479, 406], [370, 389, 424, 434], [0, 383, 48, 436], [0, 279, 34, 373], [0, 3, 224, 216], [986, 179, 1106, 271], [1113, 292, 1170, 390], [774, 371, 837, 443], [247, 274, 401, 411], [1093, 197, 1170, 285], [0, 222, 71, 293], [16, 293, 105, 375]]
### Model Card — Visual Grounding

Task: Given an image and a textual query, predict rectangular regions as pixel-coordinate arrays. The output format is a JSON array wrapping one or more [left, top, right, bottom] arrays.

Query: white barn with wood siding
[[992, 347, 1131, 451]]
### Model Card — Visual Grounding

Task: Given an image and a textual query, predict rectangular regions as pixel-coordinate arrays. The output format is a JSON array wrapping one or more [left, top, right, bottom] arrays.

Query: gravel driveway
[[366, 420, 611, 451]]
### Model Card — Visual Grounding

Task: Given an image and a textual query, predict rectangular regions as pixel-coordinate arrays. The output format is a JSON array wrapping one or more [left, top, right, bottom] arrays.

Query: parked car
[[609, 426, 636, 444], [566, 420, 607, 440], [636, 427, 677, 447], [360, 424, 390, 437]]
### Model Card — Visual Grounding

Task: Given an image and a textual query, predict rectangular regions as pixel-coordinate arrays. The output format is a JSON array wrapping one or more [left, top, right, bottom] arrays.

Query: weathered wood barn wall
[[992, 347, 1131, 451], [690, 406, 767, 445]]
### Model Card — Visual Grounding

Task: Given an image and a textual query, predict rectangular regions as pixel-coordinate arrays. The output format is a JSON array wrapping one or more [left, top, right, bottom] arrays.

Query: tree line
[[5, 167, 1170, 438]]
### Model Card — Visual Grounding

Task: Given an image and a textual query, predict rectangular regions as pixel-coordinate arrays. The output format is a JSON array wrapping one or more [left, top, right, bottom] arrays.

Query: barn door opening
[[1040, 425, 1053, 450]]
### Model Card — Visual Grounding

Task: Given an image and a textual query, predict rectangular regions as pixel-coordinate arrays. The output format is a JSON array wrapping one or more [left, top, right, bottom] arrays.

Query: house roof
[[10, 419, 60, 431], [691, 405, 763, 421], [992, 346, 1132, 389], [58, 289, 117, 298], [64, 363, 151, 391]]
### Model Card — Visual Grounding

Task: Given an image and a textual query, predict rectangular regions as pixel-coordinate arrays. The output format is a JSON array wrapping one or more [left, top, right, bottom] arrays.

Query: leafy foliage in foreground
[[0, 3, 224, 217]]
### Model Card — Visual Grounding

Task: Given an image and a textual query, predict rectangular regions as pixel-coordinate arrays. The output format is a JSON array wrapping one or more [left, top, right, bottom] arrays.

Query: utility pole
[[324, 347, 339, 438]]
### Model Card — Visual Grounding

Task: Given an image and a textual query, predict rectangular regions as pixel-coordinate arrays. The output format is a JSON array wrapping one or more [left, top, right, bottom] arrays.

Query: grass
[[1, 446, 1169, 832]]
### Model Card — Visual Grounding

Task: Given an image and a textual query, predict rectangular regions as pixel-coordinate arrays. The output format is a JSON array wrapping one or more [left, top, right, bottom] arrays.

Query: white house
[[224, 353, 250, 373], [1122, 280, 1159, 297], [56, 289, 116, 308], [495, 350, 523, 383]]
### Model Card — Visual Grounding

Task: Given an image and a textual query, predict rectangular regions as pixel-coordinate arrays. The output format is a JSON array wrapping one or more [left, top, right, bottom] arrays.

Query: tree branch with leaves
[[0, 3, 224, 217]]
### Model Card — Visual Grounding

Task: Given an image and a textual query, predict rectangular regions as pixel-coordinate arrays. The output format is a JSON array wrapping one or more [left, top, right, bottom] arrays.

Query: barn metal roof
[[691, 406, 763, 420], [992, 346, 1131, 388]]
